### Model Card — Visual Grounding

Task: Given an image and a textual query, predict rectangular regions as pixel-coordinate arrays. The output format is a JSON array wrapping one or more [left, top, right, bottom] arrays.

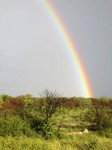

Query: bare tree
[[39, 89, 62, 122], [30, 89, 64, 138]]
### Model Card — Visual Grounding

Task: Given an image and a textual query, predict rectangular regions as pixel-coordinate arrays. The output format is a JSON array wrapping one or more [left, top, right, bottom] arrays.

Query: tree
[[36, 89, 63, 139], [39, 89, 62, 121]]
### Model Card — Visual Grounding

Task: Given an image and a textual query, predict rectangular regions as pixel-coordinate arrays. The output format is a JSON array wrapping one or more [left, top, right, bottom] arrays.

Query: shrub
[[1, 94, 11, 102], [0, 96, 3, 105], [0, 116, 36, 137], [86, 98, 112, 132], [98, 128, 112, 138]]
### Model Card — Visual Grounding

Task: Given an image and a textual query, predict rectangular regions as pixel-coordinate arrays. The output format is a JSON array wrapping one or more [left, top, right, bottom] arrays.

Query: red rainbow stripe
[[42, 0, 93, 97]]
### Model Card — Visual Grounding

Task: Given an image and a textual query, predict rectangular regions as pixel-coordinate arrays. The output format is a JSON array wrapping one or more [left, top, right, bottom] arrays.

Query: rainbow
[[41, 0, 93, 97]]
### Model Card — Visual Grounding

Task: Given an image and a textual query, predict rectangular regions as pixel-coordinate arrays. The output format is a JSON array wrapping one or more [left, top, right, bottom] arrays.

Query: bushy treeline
[[87, 97, 112, 137], [0, 91, 112, 139]]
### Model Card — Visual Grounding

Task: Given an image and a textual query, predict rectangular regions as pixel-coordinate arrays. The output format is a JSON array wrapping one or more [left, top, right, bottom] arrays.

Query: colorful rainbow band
[[41, 0, 93, 98]]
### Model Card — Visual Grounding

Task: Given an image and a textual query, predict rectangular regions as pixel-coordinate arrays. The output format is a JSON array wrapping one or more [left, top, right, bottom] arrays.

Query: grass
[[1, 95, 112, 149], [0, 134, 112, 150]]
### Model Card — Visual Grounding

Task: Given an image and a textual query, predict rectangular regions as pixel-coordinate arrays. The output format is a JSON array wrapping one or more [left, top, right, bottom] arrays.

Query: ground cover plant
[[0, 90, 112, 149]]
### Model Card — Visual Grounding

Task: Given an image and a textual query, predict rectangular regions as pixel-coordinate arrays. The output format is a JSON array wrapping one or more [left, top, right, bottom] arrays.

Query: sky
[[0, 0, 112, 98]]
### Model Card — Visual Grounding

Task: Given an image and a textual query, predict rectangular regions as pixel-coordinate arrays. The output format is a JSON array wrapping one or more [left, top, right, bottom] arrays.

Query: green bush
[[0, 116, 36, 137], [86, 98, 112, 132], [0, 96, 3, 105], [1, 94, 11, 102], [98, 128, 112, 138]]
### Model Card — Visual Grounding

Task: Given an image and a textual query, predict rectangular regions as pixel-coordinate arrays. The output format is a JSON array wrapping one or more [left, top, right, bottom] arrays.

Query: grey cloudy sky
[[0, 0, 112, 97]]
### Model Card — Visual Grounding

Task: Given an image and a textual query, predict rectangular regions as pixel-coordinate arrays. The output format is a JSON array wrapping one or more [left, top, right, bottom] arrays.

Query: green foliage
[[1, 94, 11, 102], [0, 96, 3, 105], [0, 116, 36, 137], [84, 136, 98, 150], [98, 128, 112, 138], [0, 135, 112, 150], [84, 98, 112, 133], [17, 95, 32, 106], [37, 89, 63, 139], [0, 93, 112, 149]]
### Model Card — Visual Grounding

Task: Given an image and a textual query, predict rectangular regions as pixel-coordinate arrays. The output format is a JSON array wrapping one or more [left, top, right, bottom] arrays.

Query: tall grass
[[0, 135, 112, 150]]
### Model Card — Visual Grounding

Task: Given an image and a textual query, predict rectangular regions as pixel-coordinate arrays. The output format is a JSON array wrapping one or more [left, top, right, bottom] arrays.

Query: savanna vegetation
[[0, 89, 112, 150]]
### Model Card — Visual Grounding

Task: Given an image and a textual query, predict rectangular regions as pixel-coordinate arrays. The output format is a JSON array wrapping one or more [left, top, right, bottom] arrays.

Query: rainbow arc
[[41, 0, 93, 97]]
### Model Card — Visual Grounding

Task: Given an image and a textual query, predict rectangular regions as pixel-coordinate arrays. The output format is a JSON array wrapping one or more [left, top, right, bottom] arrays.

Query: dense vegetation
[[0, 90, 112, 149]]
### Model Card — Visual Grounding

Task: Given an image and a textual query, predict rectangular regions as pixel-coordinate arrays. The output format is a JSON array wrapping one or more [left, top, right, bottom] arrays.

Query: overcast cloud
[[0, 0, 112, 97]]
